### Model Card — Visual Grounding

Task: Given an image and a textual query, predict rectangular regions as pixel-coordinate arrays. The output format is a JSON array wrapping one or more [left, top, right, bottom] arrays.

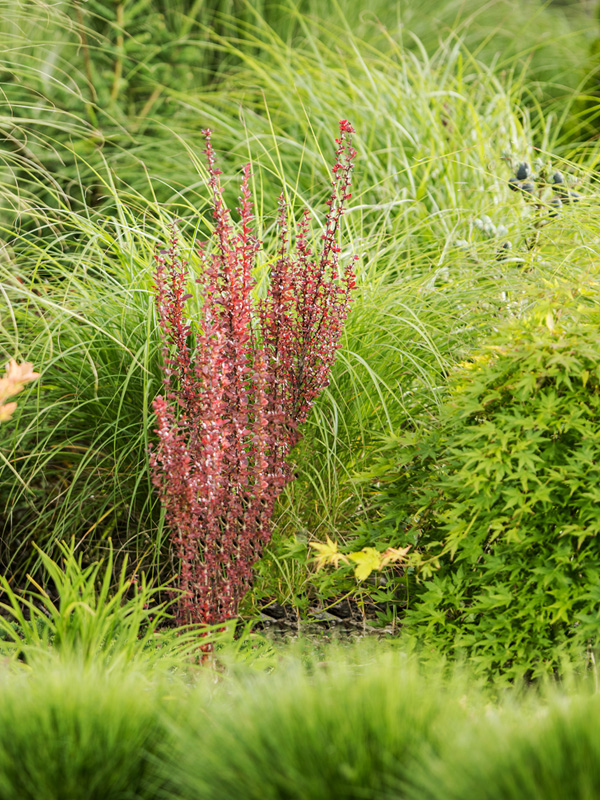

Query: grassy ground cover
[[0, 641, 598, 799]]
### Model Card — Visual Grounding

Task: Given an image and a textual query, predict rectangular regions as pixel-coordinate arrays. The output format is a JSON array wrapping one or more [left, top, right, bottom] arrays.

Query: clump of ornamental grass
[[150, 122, 357, 625], [0, 539, 225, 669], [168, 644, 473, 800], [0, 663, 178, 800], [410, 688, 600, 800]]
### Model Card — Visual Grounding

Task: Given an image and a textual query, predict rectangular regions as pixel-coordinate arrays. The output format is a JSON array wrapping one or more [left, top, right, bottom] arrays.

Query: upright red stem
[[150, 121, 357, 625]]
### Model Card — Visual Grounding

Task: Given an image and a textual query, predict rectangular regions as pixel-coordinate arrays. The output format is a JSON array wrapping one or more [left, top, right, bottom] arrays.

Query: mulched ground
[[255, 598, 403, 637]]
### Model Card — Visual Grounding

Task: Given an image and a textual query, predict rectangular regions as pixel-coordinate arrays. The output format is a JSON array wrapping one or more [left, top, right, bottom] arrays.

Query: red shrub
[[150, 121, 357, 624]]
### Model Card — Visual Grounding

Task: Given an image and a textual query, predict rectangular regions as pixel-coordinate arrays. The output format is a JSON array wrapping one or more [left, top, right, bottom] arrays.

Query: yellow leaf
[[348, 547, 382, 581], [309, 536, 348, 570], [379, 545, 412, 569], [545, 310, 554, 332], [582, 369, 590, 388]]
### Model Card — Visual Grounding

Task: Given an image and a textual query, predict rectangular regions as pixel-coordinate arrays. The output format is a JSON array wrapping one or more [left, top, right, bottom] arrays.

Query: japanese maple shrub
[[150, 122, 356, 624], [383, 301, 600, 679]]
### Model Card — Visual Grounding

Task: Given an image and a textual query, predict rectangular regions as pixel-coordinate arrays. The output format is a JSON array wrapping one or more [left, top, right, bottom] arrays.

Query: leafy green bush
[[375, 298, 600, 679]]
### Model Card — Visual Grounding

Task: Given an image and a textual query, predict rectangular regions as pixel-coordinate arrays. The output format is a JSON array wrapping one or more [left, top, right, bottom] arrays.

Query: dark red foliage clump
[[150, 121, 357, 625]]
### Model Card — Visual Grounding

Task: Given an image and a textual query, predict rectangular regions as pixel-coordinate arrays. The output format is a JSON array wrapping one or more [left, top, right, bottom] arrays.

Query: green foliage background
[[1, 0, 600, 676], [368, 299, 600, 678]]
